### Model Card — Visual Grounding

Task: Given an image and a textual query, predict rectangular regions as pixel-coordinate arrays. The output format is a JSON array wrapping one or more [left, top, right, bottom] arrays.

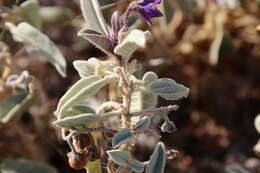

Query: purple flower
[[137, 0, 163, 25]]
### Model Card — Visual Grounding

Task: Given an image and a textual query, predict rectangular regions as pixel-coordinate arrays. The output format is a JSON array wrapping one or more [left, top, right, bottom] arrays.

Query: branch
[[130, 105, 179, 117]]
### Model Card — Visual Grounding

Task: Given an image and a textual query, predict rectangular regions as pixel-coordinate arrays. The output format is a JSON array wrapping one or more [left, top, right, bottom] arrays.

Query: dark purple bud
[[111, 11, 122, 35], [110, 11, 122, 45]]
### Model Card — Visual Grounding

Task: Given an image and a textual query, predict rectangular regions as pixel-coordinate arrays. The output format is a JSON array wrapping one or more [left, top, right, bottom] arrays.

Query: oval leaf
[[107, 150, 131, 167], [142, 71, 158, 86], [133, 116, 151, 132], [0, 91, 38, 123], [80, 0, 108, 35], [73, 60, 96, 78], [149, 78, 189, 100], [130, 91, 157, 113], [112, 128, 134, 148], [5, 22, 66, 77], [225, 164, 250, 173], [60, 104, 95, 119], [0, 159, 57, 173], [20, 0, 42, 29], [53, 111, 120, 128], [128, 160, 145, 173], [56, 75, 101, 115], [58, 75, 114, 116], [73, 58, 118, 78], [145, 142, 166, 173], [114, 29, 151, 61], [78, 29, 114, 56]]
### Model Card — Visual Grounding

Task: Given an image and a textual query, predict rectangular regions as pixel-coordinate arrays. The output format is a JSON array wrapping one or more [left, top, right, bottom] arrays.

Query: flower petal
[[139, 0, 162, 6]]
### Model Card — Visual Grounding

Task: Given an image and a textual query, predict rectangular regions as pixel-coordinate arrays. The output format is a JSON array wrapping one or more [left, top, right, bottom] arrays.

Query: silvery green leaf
[[0, 159, 57, 173], [53, 111, 121, 128], [78, 29, 114, 56], [225, 164, 250, 173], [145, 142, 166, 173], [5, 22, 66, 77], [56, 75, 101, 114], [133, 116, 151, 132], [60, 104, 95, 119], [73, 60, 96, 78], [128, 160, 145, 173], [142, 71, 158, 86], [58, 75, 114, 115], [73, 58, 118, 78], [176, 0, 193, 18], [107, 150, 131, 167], [149, 78, 189, 100], [0, 91, 38, 123], [39, 7, 74, 25], [80, 0, 108, 35], [20, 0, 42, 30], [130, 91, 157, 113], [255, 114, 260, 134], [114, 29, 151, 61], [130, 72, 158, 114], [112, 128, 135, 148]]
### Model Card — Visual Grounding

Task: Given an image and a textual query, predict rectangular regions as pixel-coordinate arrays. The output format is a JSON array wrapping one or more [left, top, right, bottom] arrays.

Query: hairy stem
[[121, 67, 132, 129]]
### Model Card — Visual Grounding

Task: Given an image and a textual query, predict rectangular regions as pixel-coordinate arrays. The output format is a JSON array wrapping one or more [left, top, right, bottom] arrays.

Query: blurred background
[[0, 0, 260, 172]]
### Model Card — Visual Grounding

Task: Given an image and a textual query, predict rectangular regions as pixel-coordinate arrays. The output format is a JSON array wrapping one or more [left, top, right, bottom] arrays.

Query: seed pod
[[67, 151, 88, 170], [161, 121, 177, 133], [72, 133, 92, 153]]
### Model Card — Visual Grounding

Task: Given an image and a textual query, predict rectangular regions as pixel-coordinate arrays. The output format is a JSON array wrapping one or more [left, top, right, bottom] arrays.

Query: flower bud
[[161, 121, 177, 133]]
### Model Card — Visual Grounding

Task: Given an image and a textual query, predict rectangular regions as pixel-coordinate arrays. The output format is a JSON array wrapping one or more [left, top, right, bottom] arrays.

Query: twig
[[130, 105, 179, 117]]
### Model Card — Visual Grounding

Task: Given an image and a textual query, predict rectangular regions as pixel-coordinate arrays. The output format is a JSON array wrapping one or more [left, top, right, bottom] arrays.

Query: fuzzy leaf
[[114, 29, 151, 61], [73, 58, 118, 78], [149, 78, 189, 100], [80, 0, 108, 35], [73, 60, 97, 78], [107, 150, 131, 167], [60, 104, 95, 119], [0, 159, 57, 173], [56, 75, 100, 114], [112, 128, 134, 148], [130, 92, 157, 112], [39, 7, 74, 25], [58, 75, 114, 116], [255, 114, 260, 134], [53, 111, 120, 128], [142, 71, 158, 86], [145, 142, 166, 173], [225, 164, 250, 173], [0, 91, 38, 123], [20, 0, 42, 30], [128, 160, 145, 173], [5, 22, 66, 77], [131, 72, 158, 113], [78, 29, 114, 56], [133, 116, 151, 132]]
